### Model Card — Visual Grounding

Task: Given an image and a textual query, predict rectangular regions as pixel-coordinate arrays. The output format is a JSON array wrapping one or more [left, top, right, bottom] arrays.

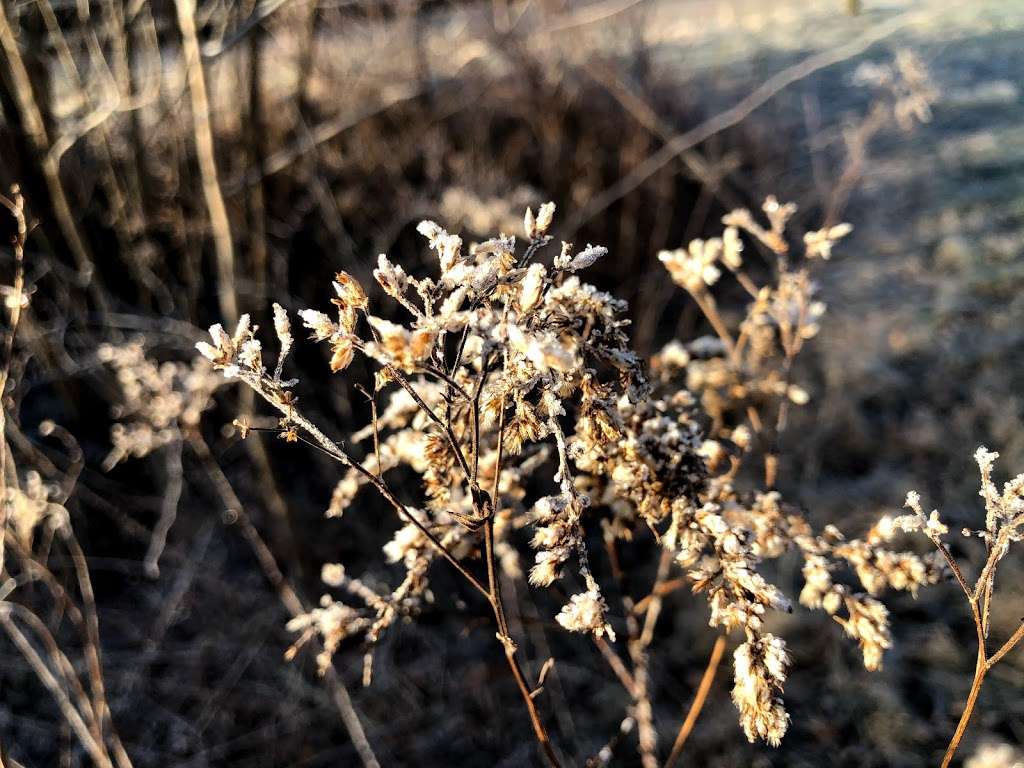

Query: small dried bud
[[330, 337, 355, 373], [273, 303, 292, 348], [722, 226, 744, 269], [559, 242, 574, 269], [195, 341, 221, 363], [535, 202, 556, 236], [373, 254, 409, 301], [321, 563, 346, 587], [804, 223, 853, 260], [418, 221, 463, 274], [519, 263, 546, 313], [272, 303, 294, 378], [238, 338, 263, 370], [299, 309, 337, 341], [525, 202, 556, 240], [333, 271, 368, 310], [567, 245, 607, 272]]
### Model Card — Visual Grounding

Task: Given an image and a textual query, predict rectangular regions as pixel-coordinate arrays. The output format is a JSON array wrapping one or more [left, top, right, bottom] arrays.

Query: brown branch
[[941, 640, 987, 768], [593, 635, 635, 691], [664, 633, 727, 768], [986, 622, 1024, 671]]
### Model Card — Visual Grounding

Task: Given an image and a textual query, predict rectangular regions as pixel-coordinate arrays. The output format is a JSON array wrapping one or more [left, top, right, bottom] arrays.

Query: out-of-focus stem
[[664, 633, 727, 768], [174, 0, 237, 322]]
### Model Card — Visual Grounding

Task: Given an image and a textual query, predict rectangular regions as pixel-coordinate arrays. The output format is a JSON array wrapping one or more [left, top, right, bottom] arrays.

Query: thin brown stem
[[986, 622, 1024, 670], [593, 635, 635, 691], [941, 642, 987, 768], [663, 633, 727, 768], [484, 517, 560, 765], [495, 623, 562, 768], [689, 290, 735, 357], [928, 536, 975, 608], [479, 389, 557, 765], [483, 520, 507, 638]]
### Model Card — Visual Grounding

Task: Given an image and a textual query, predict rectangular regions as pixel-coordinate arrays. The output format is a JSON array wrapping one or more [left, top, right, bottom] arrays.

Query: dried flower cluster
[[878, 448, 1024, 766], [652, 197, 952, 743], [852, 49, 937, 131], [195, 200, 945, 760], [98, 340, 222, 469], [3, 467, 69, 551]]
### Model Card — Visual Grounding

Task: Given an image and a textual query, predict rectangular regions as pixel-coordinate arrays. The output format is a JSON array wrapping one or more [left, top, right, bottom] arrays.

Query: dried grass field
[[2, 0, 1024, 766]]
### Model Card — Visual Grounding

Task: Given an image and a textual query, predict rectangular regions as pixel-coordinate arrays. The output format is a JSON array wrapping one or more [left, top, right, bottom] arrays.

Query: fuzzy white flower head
[[975, 446, 999, 474], [555, 588, 615, 640], [383, 520, 426, 566], [732, 634, 790, 746], [658, 242, 722, 293], [803, 223, 853, 260], [965, 742, 1024, 768]]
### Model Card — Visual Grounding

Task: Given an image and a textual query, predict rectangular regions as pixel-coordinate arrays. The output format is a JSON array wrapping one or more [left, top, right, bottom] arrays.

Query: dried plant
[[877, 448, 1024, 766], [195, 199, 948, 764], [1, 189, 131, 768]]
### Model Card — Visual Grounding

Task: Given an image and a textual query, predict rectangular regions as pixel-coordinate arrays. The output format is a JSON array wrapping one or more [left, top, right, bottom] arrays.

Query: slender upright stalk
[[174, 0, 237, 322], [941, 644, 986, 768]]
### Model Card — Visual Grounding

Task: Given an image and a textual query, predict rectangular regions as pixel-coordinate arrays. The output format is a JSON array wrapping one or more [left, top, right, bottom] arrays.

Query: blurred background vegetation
[[1, 0, 1023, 764]]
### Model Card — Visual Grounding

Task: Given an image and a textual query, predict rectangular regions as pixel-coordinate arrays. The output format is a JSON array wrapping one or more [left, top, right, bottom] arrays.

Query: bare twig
[[664, 633, 727, 768]]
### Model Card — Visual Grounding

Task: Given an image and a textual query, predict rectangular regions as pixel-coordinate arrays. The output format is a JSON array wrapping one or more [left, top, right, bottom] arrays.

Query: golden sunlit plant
[[1, 189, 132, 768], [875, 449, 1024, 767], [196, 199, 947, 765]]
